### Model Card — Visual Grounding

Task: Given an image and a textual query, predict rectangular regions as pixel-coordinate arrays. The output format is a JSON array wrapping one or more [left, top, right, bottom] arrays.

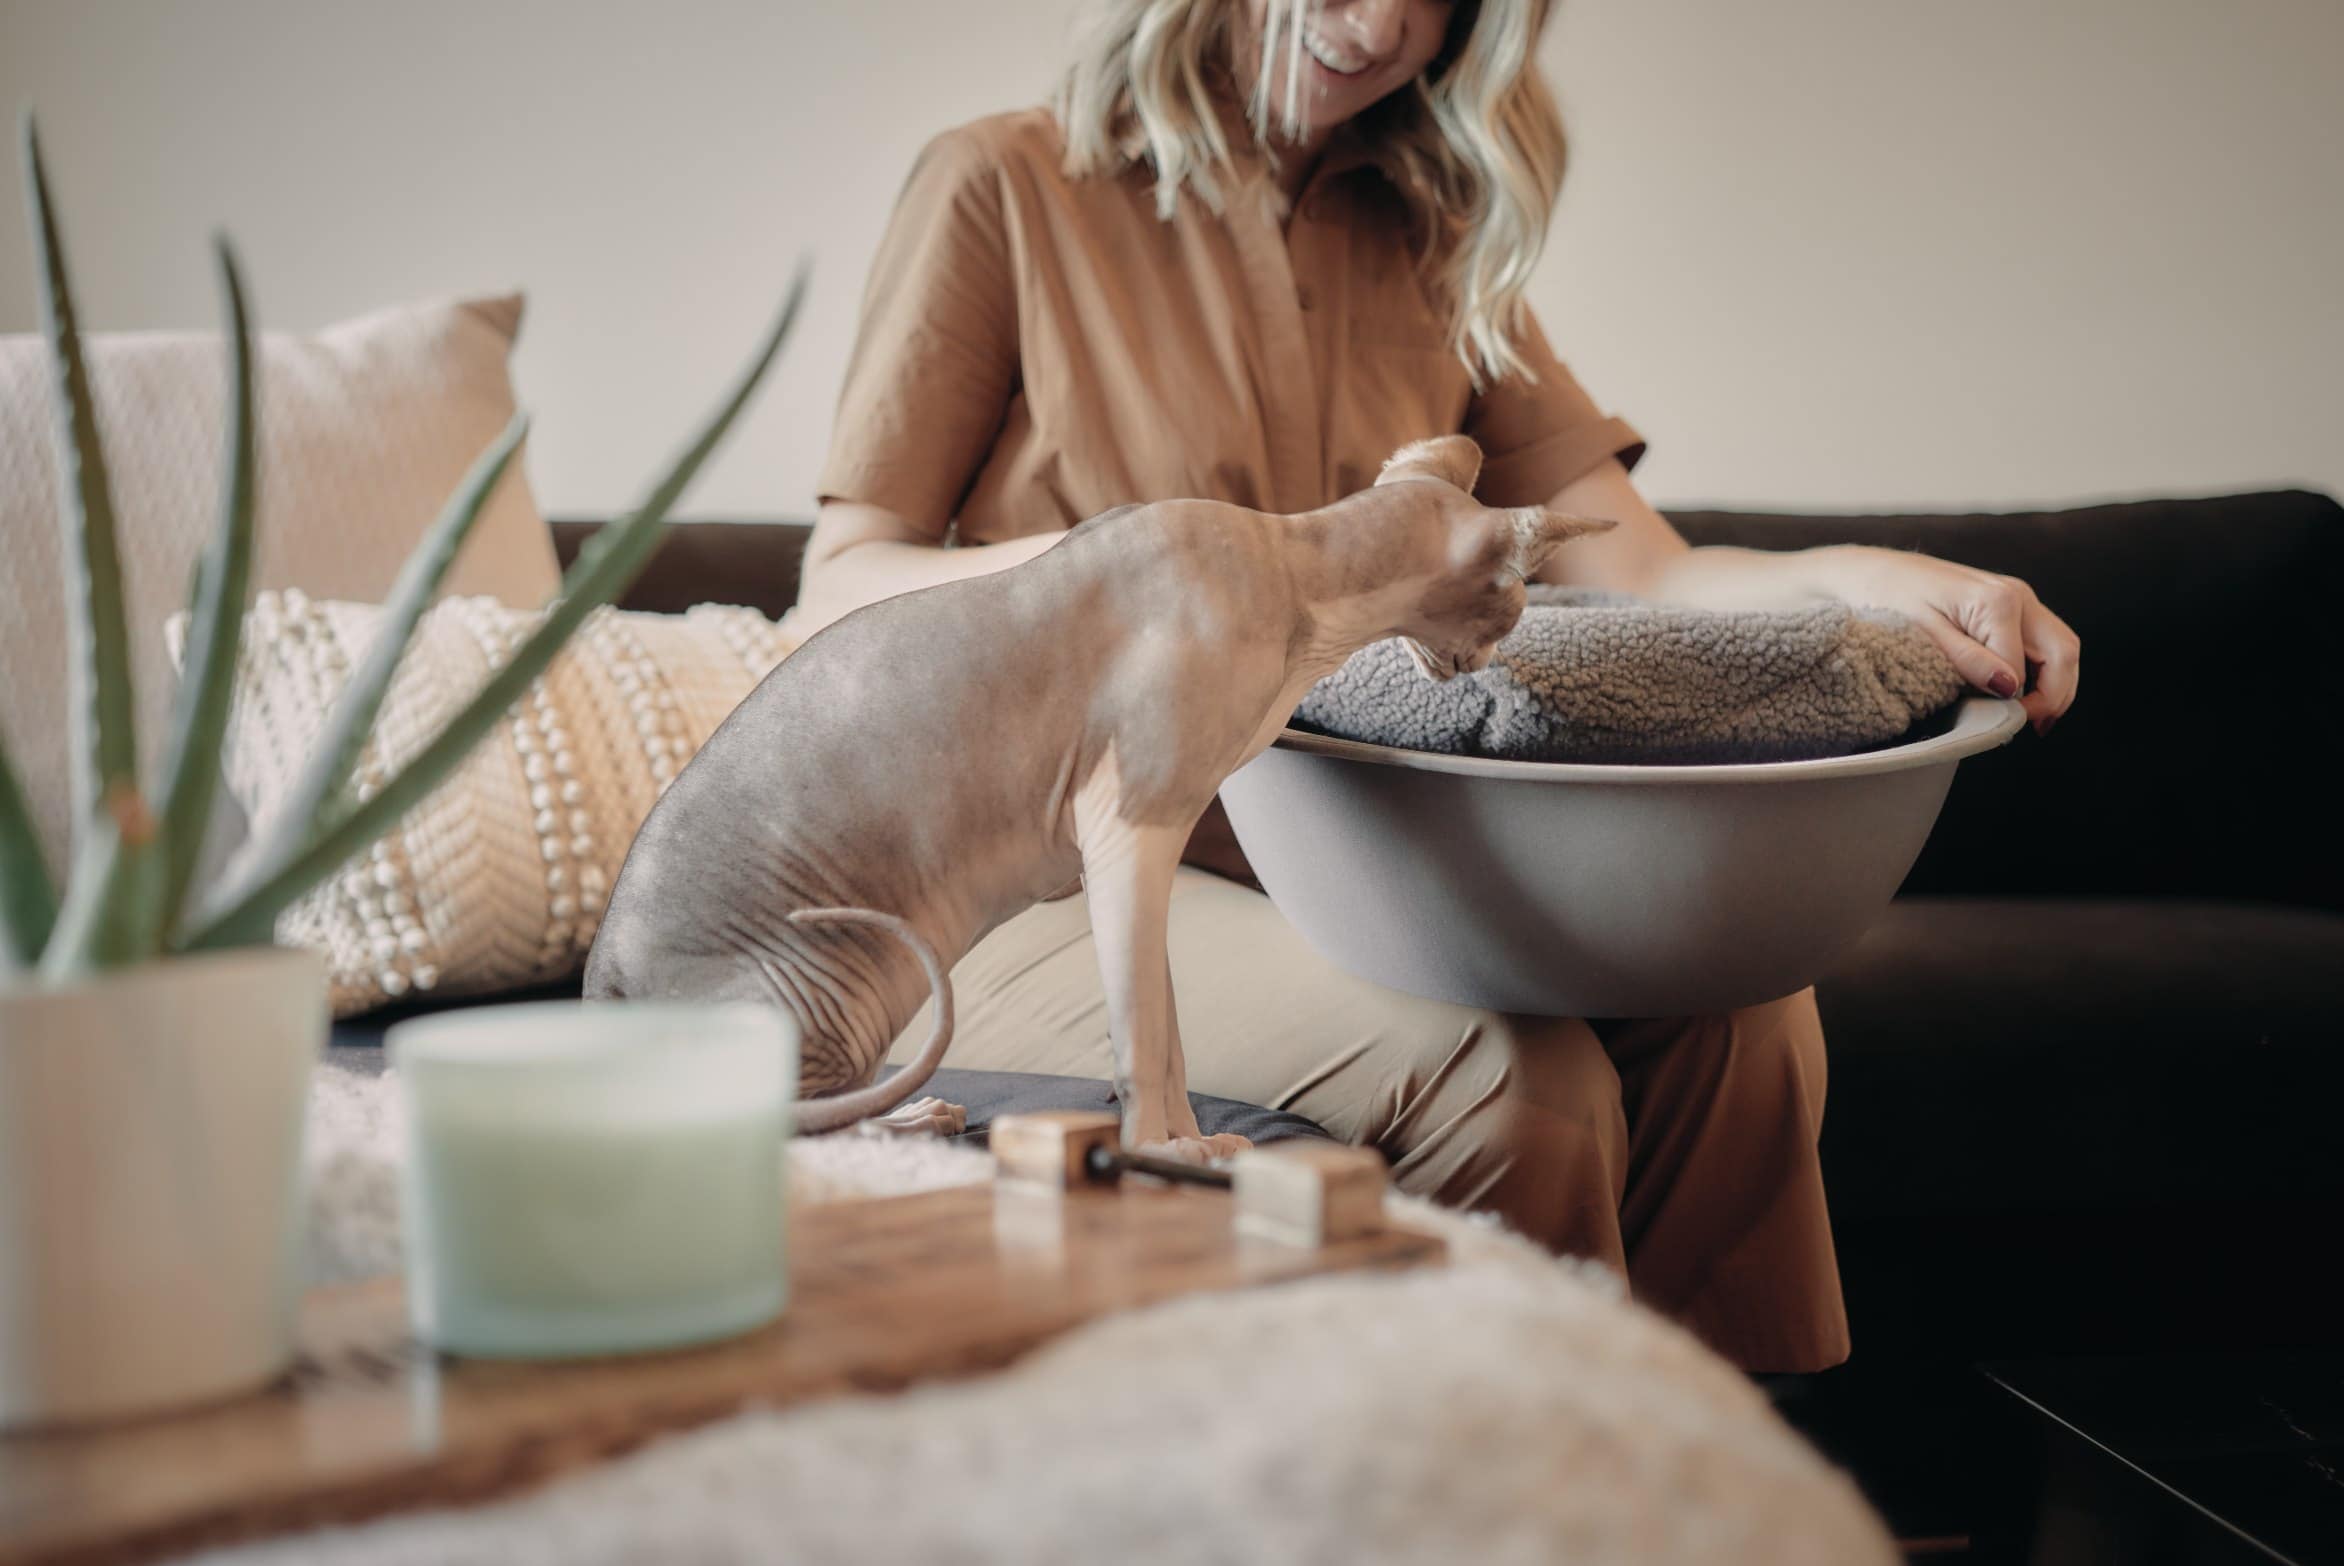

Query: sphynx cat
[[585, 435, 1612, 1160]]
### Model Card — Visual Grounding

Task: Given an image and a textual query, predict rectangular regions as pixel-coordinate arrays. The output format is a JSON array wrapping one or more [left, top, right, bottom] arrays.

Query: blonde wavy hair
[[1058, 0, 1566, 385]]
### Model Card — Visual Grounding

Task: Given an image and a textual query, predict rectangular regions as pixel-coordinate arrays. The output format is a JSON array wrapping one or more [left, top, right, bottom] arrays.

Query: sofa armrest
[[551, 518, 810, 619], [1669, 490, 2344, 909]]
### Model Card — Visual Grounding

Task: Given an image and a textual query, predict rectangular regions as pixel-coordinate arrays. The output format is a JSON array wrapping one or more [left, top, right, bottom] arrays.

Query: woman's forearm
[[791, 501, 1061, 641], [1629, 544, 1858, 611], [804, 533, 1059, 610], [1538, 459, 1866, 610], [1636, 543, 2000, 616]]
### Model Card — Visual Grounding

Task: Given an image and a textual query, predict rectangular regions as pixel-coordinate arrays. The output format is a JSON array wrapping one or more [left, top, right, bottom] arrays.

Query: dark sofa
[[1665, 491, 2344, 1533], [350, 488, 2344, 1538]]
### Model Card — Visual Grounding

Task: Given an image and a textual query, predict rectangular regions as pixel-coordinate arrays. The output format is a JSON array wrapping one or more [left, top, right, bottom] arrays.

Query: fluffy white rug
[[220, 1066, 1895, 1565]]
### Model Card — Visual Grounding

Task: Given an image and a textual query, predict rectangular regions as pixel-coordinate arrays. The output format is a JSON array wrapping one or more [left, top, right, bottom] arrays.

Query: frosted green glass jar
[[390, 1001, 796, 1359]]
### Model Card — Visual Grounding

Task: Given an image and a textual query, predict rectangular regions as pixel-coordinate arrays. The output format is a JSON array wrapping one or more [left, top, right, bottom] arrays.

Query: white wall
[[3, 0, 2337, 517]]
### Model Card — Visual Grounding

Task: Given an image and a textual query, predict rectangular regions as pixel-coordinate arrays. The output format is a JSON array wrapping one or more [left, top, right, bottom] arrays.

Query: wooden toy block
[[1231, 1143, 1389, 1248], [989, 1110, 1123, 1187]]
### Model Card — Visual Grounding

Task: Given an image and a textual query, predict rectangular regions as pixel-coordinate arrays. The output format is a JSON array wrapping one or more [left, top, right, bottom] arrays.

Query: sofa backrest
[[557, 488, 2344, 913], [556, 517, 809, 620]]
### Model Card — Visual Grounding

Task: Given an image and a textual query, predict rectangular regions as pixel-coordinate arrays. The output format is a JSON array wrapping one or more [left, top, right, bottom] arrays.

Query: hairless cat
[[585, 436, 1612, 1160]]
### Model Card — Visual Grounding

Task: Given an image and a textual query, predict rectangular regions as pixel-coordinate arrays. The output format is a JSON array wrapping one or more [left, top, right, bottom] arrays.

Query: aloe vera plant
[[0, 115, 806, 981]]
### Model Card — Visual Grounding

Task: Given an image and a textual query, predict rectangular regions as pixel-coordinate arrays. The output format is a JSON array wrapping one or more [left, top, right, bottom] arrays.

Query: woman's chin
[[1299, 71, 1408, 127]]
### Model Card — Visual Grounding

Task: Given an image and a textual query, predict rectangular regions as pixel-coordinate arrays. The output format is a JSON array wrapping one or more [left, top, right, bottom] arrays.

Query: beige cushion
[[179, 591, 788, 1017], [0, 295, 561, 882]]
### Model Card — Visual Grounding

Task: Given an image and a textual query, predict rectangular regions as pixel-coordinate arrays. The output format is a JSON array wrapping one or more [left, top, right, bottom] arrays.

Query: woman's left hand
[[1806, 545, 2080, 735]]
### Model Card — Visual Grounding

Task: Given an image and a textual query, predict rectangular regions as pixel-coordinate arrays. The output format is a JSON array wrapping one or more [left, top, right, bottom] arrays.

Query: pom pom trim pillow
[[176, 592, 788, 1017]]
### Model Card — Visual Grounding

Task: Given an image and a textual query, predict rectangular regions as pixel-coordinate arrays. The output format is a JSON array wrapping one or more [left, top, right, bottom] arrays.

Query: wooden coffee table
[[0, 1179, 1442, 1565]]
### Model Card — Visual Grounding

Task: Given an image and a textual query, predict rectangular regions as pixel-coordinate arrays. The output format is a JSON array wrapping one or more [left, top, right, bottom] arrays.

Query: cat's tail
[[784, 906, 955, 1136]]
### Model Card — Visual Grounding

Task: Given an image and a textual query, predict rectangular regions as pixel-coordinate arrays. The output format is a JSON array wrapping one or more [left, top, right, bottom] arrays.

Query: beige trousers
[[889, 868, 1852, 1374]]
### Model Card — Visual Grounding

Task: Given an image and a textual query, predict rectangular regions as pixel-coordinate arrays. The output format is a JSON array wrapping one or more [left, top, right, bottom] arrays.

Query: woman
[[794, 0, 2079, 1374]]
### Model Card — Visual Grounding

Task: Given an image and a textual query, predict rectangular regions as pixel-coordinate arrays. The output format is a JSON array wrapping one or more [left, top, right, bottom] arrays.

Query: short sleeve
[[815, 127, 1020, 532], [1463, 309, 1646, 508]]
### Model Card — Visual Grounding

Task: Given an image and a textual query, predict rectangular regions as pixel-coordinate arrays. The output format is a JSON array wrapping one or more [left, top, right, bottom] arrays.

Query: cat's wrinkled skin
[[585, 436, 1611, 1160]]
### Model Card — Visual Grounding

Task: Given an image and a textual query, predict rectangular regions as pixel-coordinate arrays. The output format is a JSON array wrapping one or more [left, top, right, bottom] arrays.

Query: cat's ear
[[1376, 435, 1483, 493], [1506, 506, 1616, 577]]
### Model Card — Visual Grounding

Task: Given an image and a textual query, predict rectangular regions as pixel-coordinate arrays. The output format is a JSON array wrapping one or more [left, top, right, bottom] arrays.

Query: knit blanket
[[1297, 587, 1966, 765], [229, 1066, 1896, 1566]]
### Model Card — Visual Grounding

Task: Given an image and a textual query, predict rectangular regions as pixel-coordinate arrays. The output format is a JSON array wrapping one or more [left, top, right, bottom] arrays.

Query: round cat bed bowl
[[1216, 696, 2025, 1018]]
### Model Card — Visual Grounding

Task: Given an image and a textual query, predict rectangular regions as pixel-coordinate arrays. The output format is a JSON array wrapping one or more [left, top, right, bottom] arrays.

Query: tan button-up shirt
[[815, 100, 1646, 886], [818, 104, 1644, 537]]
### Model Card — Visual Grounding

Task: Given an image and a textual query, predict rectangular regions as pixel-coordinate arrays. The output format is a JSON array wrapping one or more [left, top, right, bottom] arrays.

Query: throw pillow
[[0, 294, 561, 882], [178, 590, 789, 1017]]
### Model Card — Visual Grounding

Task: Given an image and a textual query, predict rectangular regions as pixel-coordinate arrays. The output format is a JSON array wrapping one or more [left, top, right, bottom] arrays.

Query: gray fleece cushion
[[1295, 587, 1967, 765]]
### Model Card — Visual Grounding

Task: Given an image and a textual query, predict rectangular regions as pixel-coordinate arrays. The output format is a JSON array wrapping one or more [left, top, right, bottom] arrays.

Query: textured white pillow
[[182, 591, 789, 1017], [0, 294, 561, 882]]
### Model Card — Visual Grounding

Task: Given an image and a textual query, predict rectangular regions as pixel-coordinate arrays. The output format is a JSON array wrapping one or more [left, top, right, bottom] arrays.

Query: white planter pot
[[0, 945, 324, 1430]]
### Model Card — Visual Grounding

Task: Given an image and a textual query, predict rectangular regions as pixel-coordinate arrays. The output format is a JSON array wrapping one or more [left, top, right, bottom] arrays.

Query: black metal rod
[[1084, 1144, 1233, 1190]]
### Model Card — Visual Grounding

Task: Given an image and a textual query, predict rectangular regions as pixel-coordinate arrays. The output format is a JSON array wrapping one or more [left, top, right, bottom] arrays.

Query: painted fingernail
[[1989, 672, 2019, 698]]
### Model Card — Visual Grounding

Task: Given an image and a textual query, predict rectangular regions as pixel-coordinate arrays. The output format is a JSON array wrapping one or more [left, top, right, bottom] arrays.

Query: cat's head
[[1375, 436, 1614, 680]]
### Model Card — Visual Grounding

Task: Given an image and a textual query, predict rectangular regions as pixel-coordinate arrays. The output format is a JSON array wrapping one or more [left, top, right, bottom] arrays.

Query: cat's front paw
[[1133, 1132, 1253, 1167], [857, 1096, 967, 1139]]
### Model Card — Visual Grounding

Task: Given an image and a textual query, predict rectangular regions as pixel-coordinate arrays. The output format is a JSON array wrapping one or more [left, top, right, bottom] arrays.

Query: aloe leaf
[[245, 411, 528, 880], [182, 263, 809, 953], [23, 115, 163, 973], [154, 238, 259, 940], [22, 116, 137, 841], [0, 731, 58, 971]]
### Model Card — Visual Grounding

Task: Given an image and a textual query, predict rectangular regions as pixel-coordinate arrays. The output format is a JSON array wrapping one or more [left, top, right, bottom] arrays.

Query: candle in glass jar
[[390, 1001, 796, 1359]]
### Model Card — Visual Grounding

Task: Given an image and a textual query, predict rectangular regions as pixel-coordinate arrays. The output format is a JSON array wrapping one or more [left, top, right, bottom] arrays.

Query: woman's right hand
[[789, 500, 1064, 643]]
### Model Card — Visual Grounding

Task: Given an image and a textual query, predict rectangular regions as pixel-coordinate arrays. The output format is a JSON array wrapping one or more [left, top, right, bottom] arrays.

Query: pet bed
[[1296, 587, 1966, 764]]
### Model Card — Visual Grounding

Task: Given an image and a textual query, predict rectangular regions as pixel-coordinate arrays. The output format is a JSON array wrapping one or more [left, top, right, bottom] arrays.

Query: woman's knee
[[1349, 1002, 1608, 1124], [1607, 987, 1826, 1106], [1370, 1008, 1632, 1261], [1366, 1009, 1626, 1191], [1716, 987, 1829, 1110]]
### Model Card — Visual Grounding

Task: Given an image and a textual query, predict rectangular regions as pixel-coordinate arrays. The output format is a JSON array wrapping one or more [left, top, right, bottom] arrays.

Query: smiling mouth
[[1303, 30, 1375, 78]]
